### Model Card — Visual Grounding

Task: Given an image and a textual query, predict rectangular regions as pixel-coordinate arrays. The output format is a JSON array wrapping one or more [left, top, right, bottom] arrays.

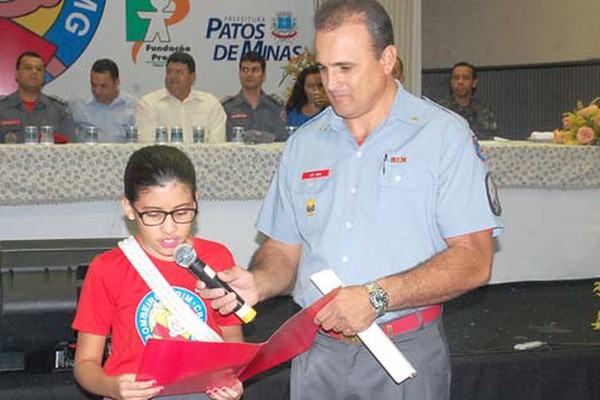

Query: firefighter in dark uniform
[[0, 51, 76, 144], [221, 51, 287, 142]]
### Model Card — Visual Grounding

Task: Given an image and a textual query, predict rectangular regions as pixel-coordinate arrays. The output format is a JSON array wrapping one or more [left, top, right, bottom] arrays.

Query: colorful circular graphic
[[0, 0, 106, 95], [135, 287, 209, 344]]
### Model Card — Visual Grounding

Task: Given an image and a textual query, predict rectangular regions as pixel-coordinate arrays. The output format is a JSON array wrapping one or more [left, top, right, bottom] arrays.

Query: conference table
[[0, 141, 598, 283]]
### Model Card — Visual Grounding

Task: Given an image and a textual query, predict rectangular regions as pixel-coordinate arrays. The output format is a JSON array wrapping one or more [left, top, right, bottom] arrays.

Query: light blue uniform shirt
[[256, 85, 503, 322], [70, 90, 138, 142]]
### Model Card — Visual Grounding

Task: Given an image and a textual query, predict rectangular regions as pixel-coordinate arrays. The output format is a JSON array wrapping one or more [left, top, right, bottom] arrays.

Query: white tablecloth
[[1, 141, 598, 283], [1, 141, 599, 205]]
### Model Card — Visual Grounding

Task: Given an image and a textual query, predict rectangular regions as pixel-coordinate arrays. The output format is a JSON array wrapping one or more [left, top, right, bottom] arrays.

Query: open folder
[[136, 288, 339, 396]]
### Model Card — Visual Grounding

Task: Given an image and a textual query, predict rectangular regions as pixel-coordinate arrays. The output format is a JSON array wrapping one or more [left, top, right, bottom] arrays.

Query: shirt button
[[356, 151, 363, 158], [345, 221, 352, 229], [394, 175, 402, 182], [342, 256, 349, 263], [350, 187, 357, 194]]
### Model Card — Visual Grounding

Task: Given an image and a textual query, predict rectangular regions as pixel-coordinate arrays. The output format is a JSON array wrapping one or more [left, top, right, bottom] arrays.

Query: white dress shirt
[[136, 88, 226, 143], [70, 90, 138, 142]]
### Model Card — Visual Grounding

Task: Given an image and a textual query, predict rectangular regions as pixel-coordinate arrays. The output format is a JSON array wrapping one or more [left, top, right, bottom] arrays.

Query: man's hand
[[196, 266, 259, 316], [314, 285, 375, 337]]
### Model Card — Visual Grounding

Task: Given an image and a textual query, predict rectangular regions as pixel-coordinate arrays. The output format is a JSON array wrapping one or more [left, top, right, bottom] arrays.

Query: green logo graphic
[[126, 0, 175, 42]]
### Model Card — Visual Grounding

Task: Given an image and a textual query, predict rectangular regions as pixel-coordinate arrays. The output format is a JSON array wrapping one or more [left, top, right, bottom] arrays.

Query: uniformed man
[[438, 62, 499, 140], [221, 51, 287, 142], [0, 51, 76, 144]]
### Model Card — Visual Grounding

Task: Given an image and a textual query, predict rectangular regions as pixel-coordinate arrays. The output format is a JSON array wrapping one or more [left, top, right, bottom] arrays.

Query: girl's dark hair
[[285, 65, 321, 112], [124, 145, 196, 203]]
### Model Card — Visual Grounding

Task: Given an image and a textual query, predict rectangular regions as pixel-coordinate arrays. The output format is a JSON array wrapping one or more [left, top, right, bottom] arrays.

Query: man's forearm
[[380, 230, 493, 311], [249, 238, 301, 302]]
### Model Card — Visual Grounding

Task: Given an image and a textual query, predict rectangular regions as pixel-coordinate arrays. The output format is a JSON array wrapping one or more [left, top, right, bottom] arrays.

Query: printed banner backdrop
[[0, 0, 315, 102]]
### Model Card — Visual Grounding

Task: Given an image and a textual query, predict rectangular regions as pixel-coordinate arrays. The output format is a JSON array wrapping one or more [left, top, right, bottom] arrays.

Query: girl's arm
[[74, 332, 163, 400]]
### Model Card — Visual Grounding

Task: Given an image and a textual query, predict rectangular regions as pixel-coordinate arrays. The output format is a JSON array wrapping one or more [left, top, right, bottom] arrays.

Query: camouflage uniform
[[438, 97, 498, 140], [0, 91, 76, 143], [221, 91, 287, 142]]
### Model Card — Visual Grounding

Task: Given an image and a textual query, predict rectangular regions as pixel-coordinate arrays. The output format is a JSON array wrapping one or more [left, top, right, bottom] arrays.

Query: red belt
[[326, 304, 442, 343]]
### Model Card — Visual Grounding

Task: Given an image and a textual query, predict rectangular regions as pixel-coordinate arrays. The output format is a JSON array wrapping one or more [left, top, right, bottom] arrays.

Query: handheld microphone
[[174, 243, 256, 323]]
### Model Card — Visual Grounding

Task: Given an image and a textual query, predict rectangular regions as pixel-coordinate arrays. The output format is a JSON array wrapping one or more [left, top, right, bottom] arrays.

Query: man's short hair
[[91, 58, 119, 80], [452, 61, 477, 80], [16, 51, 44, 70], [167, 52, 196, 73], [314, 0, 394, 57], [239, 51, 266, 73]]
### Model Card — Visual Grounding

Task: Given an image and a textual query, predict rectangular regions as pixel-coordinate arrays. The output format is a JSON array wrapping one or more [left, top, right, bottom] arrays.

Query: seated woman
[[285, 65, 329, 128], [72, 145, 243, 400]]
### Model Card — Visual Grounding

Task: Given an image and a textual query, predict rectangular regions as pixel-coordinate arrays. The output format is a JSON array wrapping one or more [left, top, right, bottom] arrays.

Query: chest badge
[[306, 198, 316, 216]]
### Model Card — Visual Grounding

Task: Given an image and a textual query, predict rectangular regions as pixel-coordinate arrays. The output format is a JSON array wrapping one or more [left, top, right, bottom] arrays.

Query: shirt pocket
[[377, 163, 434, 228], [292, 167, 336, 241]]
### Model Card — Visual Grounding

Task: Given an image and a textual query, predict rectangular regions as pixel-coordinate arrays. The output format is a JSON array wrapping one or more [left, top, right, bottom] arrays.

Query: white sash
[[118, 236, 222, 342]]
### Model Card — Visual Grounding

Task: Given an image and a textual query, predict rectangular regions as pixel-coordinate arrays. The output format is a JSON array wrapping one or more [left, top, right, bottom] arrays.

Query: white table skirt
[[1, 187, 597, 283]]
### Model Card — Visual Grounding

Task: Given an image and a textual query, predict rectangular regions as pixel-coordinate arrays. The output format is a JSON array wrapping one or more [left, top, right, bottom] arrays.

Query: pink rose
[[562, 115, 573, 129], [553, 129, 566, 144], [594, 114, 600, 126], [578, 105, 599, 118], [576, 126, 595, 145]]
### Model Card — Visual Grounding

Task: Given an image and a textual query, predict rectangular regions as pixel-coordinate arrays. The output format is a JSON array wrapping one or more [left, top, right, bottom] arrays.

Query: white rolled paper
[[310, 269, 417, 384]]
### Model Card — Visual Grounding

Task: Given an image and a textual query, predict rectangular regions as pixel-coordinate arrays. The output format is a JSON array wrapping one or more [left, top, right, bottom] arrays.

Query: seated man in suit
[[438, 61, 498, 140], [136, 51, 226, 143], [70, 58, 138, 142], [0, 51, 75, 143], [221, 51, 287, 142]]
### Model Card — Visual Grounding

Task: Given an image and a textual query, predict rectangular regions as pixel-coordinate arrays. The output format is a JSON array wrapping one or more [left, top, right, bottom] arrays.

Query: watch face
[[369, 289, 389, 312], [366, 283, 389, 317]]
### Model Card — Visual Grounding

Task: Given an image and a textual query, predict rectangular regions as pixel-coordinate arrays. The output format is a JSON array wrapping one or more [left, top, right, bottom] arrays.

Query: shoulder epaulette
[[47, 94, 68, 105], [267, 93, 284, 106], [422, 96, 457, 115]]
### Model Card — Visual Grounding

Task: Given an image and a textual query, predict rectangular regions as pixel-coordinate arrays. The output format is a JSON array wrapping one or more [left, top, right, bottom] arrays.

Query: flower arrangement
[[592, 281, 600, 331], [553, 97, 600, 145], [278, 46, 316, 96]]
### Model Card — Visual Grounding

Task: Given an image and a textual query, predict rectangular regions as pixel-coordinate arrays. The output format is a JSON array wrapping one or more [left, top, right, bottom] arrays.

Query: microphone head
[[174, 243, 196, 268]]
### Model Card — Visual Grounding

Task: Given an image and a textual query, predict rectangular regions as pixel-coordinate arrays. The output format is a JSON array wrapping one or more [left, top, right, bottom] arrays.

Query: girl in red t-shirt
[[73, 145, 243, 400]]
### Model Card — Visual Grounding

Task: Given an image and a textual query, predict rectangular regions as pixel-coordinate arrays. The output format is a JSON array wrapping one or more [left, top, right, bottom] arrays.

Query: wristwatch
[[365, 282, 389, 318]]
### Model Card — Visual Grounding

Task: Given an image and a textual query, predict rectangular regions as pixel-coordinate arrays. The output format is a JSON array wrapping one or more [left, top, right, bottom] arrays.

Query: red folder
[[136, 288, 339, 396]]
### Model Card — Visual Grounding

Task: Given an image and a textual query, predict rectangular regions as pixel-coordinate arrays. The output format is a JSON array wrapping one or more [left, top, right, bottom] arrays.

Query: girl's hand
[[206, 379, 243, 400], [111, 374, 163, 400]]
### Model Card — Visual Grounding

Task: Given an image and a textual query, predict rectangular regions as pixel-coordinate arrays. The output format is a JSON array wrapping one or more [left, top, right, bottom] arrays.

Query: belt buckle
[[341, 334, 360, 344], [386, 324, 394, 338]]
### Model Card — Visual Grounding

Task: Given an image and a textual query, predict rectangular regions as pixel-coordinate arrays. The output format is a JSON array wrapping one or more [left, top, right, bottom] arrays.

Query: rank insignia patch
[[485, 172, 502, 216]]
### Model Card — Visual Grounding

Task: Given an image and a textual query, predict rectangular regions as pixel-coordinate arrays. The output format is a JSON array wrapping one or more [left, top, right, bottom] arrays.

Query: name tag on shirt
[[0, 119, 21, 126], [302, 169, 330, 180]]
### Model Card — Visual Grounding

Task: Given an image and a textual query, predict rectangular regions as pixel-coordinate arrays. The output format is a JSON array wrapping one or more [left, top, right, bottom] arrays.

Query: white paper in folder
[[310, 269, 416, 384]]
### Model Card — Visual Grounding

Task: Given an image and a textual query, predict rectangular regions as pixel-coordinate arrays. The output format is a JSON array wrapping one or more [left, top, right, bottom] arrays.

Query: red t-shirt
[[22, 100, 36, 112], [72, 237, 241, 376]]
